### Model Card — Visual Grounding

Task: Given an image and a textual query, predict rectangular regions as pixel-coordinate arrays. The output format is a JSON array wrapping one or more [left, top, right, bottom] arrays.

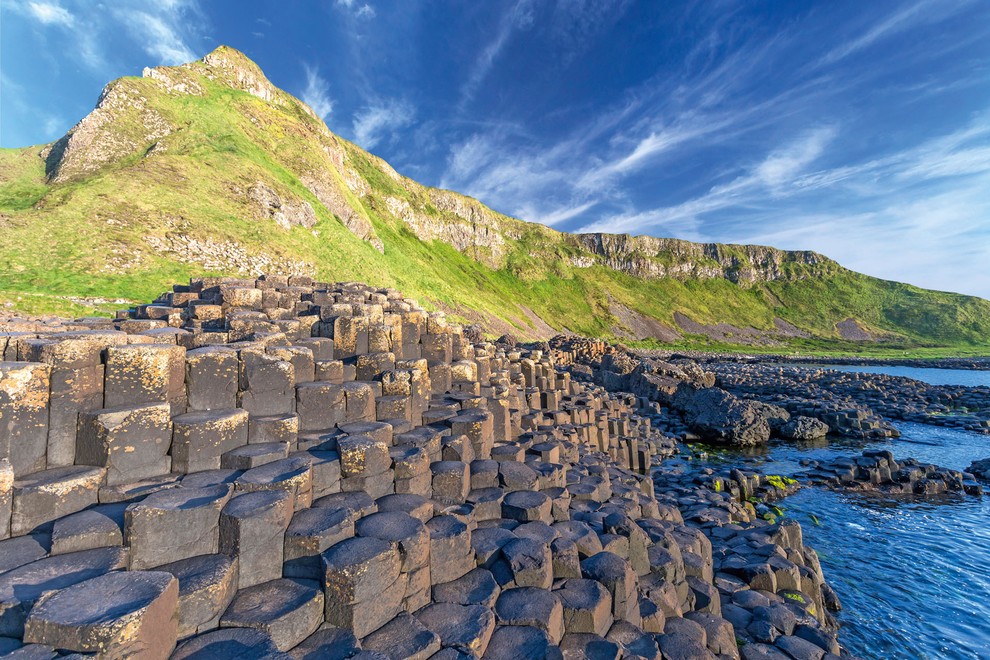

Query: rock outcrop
[[672, 387, 778, 446], [575, 233, 835, 284]]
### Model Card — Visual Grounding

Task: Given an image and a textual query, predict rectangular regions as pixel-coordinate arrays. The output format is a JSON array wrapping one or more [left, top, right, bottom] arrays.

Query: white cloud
[[335, 0, 375, 19], [26, 1, 73, 26], [352, 99, 414, 149], [578, 127, 838, 235], [459, 0, 534, 108], [754, 126, 836, 189], [816, 0, 973, 67], [301, 65, 334, 121], [12, 0, 207, 71], [121, 9, 198, 64], [42, 115, 64, 138], [522, 201, 597, 227]]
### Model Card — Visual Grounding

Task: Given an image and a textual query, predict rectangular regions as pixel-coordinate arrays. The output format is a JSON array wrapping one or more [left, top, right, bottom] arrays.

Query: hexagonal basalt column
[[23, 570, 179, 659], [77, 403, 173, 486]]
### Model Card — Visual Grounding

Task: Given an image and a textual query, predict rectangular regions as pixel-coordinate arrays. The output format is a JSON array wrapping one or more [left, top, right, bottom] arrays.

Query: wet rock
[[779, 416, 829, 440]]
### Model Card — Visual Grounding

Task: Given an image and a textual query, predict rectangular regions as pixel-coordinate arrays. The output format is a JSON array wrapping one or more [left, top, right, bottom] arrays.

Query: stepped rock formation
[[0, 274, 852, 658], [3, 46, 990, 348]]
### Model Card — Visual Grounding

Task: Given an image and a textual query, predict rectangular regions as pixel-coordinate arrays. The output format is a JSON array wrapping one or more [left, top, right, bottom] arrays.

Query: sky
[[2, 0, 990, 298]]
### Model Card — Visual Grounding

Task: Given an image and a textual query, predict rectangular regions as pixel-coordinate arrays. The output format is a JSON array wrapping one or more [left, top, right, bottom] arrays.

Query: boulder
[[780, 416, 829, 441], [673, 386, 773, 446]]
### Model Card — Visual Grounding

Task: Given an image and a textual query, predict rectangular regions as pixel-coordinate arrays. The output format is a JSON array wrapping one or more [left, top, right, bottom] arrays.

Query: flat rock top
[[355, 511, 423, 540], [312, 491, 376, 517], [321, 536, 394, 570], [180, 469, 242, 489], [129, 484, 231, 511], [288, 624, 359, 659], [223, 490, 292, 518], [503, 490, 550, 508], [173, 409, 247, 425], [554, 578, 612, 609], [426, 515, 468, 538], [26, 570, 175, 625], [450, 410, 491, 423], [0, 535, 51, 574], [171, 627, 283, 659], [0, 547, 129, 603], [222, 578, 321, 621], [13, 465, 106, 489], [238, 457, 310, 483], [157, 554, 237, 593], [580, 551, 629, 579], [287, 507, 351, 535], [338, 421, 392, 435]]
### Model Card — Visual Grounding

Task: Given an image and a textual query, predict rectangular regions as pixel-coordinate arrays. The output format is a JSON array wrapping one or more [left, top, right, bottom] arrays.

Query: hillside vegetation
[[2, 46, 989, 355]]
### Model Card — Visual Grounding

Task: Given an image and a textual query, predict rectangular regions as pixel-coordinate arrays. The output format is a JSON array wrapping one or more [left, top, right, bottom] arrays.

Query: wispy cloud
[[439, 20, 823, 226], [352, 98, 415, 150], [815, 0, 974, 68], [25, 1, 73, 26], [754, 126, 837, 191], [301, 65, 334, 120], [579, 127, 839, 235], [117, 5, 199, 65], [11, 0, 206, 71], [335, 0, 375, 20], [458, 0, 534, 109]]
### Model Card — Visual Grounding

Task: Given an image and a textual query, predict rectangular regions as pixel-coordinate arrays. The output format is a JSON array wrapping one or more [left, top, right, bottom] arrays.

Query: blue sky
[[3, 1, 990, 298]]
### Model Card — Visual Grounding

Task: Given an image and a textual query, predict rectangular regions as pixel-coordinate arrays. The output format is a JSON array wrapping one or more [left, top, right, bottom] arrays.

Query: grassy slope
[[1, 49, 988, 355]]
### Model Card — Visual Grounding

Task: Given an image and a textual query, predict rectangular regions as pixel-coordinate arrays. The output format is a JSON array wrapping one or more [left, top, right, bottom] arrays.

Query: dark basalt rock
[[0, 275, 871, 658]]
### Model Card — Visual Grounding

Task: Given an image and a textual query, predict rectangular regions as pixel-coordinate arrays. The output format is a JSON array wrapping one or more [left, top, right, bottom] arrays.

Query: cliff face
[[4, 46, 990, 348], [573, 234, 835, 284]]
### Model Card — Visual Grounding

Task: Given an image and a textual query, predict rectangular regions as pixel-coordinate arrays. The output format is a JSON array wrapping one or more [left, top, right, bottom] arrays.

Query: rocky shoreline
[[634, 349, 990, 372], [0, 277, 986, 658]]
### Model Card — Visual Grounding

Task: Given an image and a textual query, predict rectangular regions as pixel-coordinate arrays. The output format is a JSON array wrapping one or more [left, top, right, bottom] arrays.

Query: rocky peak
[[199, 46, 278, 103], [43, 78, 172, 183]]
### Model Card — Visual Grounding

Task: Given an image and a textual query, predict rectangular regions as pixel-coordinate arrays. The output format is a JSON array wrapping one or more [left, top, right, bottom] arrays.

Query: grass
[[1, 46, 989, 358]]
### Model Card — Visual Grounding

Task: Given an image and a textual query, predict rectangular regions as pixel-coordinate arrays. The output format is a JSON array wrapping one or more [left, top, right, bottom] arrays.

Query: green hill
[[2, 46, 988, 356]]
